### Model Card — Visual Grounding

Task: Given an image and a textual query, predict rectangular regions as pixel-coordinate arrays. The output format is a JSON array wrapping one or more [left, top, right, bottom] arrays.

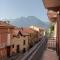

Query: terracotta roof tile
[[13, 28, 35, 36]]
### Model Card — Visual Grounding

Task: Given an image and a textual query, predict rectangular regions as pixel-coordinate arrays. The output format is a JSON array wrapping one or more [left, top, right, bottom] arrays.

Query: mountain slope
[[10, 16, 49, 29]]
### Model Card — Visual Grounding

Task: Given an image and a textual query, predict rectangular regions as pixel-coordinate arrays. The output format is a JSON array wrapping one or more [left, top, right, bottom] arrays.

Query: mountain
[[10, 16, 49, 29]]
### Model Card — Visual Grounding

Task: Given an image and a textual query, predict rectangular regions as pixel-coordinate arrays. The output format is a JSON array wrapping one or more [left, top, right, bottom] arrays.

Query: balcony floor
[[41, 48, 59, 60]]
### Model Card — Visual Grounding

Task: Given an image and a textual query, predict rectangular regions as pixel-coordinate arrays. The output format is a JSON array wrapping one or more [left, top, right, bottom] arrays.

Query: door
[[23, 48, 26, 53], [6, 46, 11, 57], [16, 45, 20, 53]]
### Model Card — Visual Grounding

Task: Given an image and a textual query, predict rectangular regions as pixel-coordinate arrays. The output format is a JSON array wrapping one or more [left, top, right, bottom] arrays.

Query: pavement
[[41, 48, 59, 60]]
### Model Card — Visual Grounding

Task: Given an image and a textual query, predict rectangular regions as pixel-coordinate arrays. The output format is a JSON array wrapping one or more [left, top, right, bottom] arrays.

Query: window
[[7, 34, 10, 45], [23, 40, 25, 45], [12, 45, 14, 48], [16, 45, 20, 53]]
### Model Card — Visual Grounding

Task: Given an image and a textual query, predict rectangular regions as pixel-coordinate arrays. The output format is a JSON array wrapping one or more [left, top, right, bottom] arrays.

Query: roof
[[19, 28, 35, 33], [13, 28, 36, 36], [29, 25, 46, 31], [0, 21, 15, 28], [18, 31, 29, 36]]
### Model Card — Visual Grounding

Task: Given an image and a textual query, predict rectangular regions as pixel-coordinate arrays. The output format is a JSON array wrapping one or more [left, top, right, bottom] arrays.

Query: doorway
[[23, 48, 26, 53], [6, 46, 11, 57], [16, 45, 20, 53]]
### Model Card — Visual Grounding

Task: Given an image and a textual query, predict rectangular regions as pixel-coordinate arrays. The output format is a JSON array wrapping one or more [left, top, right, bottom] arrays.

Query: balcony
[[8, 36, 58, 60]]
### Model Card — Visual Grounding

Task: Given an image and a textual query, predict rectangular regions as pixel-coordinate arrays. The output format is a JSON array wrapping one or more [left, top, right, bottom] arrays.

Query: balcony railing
[[47, 37, 56, 50], [20, 36, 48, 60]]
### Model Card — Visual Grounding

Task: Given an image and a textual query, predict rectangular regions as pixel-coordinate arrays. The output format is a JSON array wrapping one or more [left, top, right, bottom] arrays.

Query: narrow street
[[7, 53, 23, 60]]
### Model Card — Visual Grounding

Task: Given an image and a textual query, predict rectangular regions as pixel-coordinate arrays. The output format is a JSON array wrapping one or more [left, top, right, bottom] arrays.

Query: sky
[[0, 0, 48, 22]]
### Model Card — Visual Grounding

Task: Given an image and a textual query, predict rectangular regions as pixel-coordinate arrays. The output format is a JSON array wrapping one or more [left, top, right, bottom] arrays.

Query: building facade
[[11, 31, 30, 55], [10, 28, 39, 55], [0, 21, 14, 60]]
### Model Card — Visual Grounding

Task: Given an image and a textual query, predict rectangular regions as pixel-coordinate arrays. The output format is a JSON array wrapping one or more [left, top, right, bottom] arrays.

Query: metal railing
[[20, 36, 48, 60], [47, 37, 56, 50]]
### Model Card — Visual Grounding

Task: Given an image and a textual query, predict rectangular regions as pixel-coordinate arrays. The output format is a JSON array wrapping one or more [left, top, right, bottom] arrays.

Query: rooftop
[[0, 21, 15, 28]]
